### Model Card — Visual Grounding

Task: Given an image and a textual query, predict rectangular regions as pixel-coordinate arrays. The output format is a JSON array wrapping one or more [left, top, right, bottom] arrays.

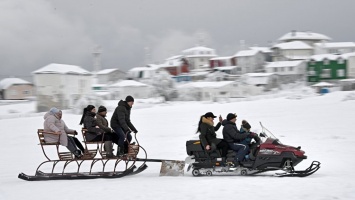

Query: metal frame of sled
[[18, 129, 148, 181]]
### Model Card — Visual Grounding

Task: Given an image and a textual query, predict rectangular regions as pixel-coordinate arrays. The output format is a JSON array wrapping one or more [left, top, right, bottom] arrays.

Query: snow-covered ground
[[1, 91, 355, 200]]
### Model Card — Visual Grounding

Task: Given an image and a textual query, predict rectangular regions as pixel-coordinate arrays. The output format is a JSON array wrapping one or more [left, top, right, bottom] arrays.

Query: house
[[265, 60, 306, 83], [209, 56, 236, 68], [271, 41, 313, 61], [108, 80, 153, 99], [126, 64, 161, 80], [343, 52, 355, 78], [314, 42, 355, 55], [182, 46, 217, 70], [240, 73, 279, 91], [307, 54, 346, 83], [249, 47, 273, 62], [177, 81, 262, 101], [0, 77, 34, 100], [96, 68, 126, 84], [32, 63, 92, 111], [234, 49, 265, 74], [159, 55, 189, 76], [278, 30, 331, 46]]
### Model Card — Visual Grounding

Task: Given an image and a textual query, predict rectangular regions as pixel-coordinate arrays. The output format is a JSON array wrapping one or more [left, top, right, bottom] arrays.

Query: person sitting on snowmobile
[[239, 120, 261, 160], [222, 113, 256, 167], [197, 112, 229, 166]]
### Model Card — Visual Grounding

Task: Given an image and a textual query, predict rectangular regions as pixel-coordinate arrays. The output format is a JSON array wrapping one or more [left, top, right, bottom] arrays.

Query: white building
[[241, 73, 279, 91], [0, 78, 34, 100], [314, 42, 355, 55], [343, 52, 355, 78], [126, 65, 161, 80], [234, 49, 265, 74], [182, 46, 217, 70], [265, 60, 306, 83], [32, 63, 92, 111], [96, 68, 126, 84], [278, 30, 331, 46], [108, 80, 153, 99], [177, 81, 262, 101], [271, 41, 313, 61]]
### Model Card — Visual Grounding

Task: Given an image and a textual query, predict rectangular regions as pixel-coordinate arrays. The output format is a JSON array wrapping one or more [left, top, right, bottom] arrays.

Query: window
[[324, 59, 330, 65], [289, 67, 293, 71], [200, 51, 204, 54], [320, 69, 331, 78], [281, 68, 284, 72], [10, 90, 17, 96], [274, 68, 277, 72], [23, 90, 30, 94], [310, 60, 316, 65], [200, 58, 204, 62], [337, 69, 345, 77], [338, 58, 344, 64], [308, 70, 316, 76]]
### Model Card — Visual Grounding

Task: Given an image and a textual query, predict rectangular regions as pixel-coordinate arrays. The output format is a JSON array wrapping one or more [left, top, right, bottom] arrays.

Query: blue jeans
[[112, 127, 132, 146], [228, 143, 249, 162]]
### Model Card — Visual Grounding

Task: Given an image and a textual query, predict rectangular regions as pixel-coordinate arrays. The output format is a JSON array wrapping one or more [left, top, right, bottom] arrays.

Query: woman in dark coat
[[79, 105, 113, 157], [197, 112, 229, 165]]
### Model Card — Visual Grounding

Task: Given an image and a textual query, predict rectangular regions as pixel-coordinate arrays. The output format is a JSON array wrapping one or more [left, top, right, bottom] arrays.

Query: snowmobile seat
[[186, 140, 221, 160], [37, 129, 74, 161]]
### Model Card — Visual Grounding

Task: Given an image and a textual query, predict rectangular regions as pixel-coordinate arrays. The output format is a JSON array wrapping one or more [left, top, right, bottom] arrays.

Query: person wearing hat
[[44, 107, 84, 158], [110, 95, 138, 156], [80, 105, 113, 157], [239, 120, 261, 160], [196, 112, 229, 166], [222, 113, 256, 167], [96, 105, 115, 157]]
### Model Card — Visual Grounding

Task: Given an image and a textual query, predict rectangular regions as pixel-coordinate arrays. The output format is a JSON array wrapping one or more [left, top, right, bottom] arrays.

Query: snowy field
[[1, 91, 355, 200]]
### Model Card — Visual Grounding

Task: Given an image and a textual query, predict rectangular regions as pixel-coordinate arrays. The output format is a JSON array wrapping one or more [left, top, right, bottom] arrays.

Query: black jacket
[[83, 111, 103, 141], [222, 120, 248, 143], [110, 100, 137, 133], [199, 117, 222, 148]]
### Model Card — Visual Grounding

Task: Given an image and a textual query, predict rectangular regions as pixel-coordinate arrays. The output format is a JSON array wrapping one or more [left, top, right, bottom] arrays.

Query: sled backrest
[[80, 128, 101, 159]]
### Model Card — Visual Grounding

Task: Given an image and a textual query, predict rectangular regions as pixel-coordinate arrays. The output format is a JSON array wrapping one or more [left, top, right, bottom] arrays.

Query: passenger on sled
[[197, 112, 229, 166], [43, 107, 84, 158], [222, 113, 257, 167]]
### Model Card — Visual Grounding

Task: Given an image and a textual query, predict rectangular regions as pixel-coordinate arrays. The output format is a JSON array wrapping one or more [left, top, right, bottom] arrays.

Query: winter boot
[[221, 157, 227, 167], [116, 145, 125, 157], [104, 141, 114, 158], [74, 150, 82, 159]]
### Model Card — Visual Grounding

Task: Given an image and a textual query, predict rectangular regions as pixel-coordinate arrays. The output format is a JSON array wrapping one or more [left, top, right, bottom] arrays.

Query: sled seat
[[37, 129, 74, 161], [81, 128, 111, 159]]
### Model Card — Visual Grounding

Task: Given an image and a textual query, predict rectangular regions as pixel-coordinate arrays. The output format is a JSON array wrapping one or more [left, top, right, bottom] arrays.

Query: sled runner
[[18, 129, 148, 181], [185, 122, 321, 177]]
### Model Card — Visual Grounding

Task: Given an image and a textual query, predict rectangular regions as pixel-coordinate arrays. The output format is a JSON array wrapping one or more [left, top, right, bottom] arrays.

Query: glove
[[133, 130, 138, 134], [248, 132, 257, 138], [125, 130, 132, 134], [73, 130, 78, 135]]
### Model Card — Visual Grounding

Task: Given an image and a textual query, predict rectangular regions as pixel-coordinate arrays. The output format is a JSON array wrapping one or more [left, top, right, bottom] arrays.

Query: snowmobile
[[185, 122, 320, 177]]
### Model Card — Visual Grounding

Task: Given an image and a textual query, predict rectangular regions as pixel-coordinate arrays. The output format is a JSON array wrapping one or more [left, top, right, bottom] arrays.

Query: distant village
[[1, 30, 355, 112]]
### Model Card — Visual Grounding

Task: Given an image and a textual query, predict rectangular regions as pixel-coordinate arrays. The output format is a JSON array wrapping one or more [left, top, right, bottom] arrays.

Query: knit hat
[[226, 113, 237, 121], [204, 112, 217, 118], [242, 121, 251, 130], [125, 95, 134, 102], [98, 105, 107, 113], [49, 107, 60, 115]]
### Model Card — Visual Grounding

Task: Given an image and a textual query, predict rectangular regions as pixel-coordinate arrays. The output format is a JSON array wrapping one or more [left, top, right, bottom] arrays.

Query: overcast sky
[[1, 0, 355, 81]]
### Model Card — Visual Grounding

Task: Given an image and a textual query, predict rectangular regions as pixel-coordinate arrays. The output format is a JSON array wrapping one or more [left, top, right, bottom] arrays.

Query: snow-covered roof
[[177, 81, 234, 89], [246, 73, 274, 77], [314, 42, 355, 48], [214, 66, 237, 70], [166, 55, 183, 60], [311, 82, 335, 87], [278, 31, 331, 42], [110, 80, 149, 87], [182, 46, 215, 53], [342, 52, 355, 59], [234, 49, 260, 57], [249, 47, 272, 53], [32, 63, 91, 75], [97, 68, 119, 75], [265, 61, 305, 68], [309, 54, 343, 61], [0, 78, 32, 90], [273, 41, 313, 50], [284, 55, 311, 60], [210, 56, 233, 60], [128, 65, 160, 72]]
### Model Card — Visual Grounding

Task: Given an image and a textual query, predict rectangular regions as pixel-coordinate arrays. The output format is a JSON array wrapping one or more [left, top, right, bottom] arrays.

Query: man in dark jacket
[[110, 95, 138, 156], [222, 113, 255, 166], [96, 105, 115, 157]]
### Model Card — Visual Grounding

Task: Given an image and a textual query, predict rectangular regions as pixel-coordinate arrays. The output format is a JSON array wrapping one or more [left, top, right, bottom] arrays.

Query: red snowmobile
[[185, 122, 320, 177]]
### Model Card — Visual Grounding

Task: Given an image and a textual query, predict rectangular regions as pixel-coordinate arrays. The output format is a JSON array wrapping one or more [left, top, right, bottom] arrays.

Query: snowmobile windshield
[[259, 122, 282, 144]]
